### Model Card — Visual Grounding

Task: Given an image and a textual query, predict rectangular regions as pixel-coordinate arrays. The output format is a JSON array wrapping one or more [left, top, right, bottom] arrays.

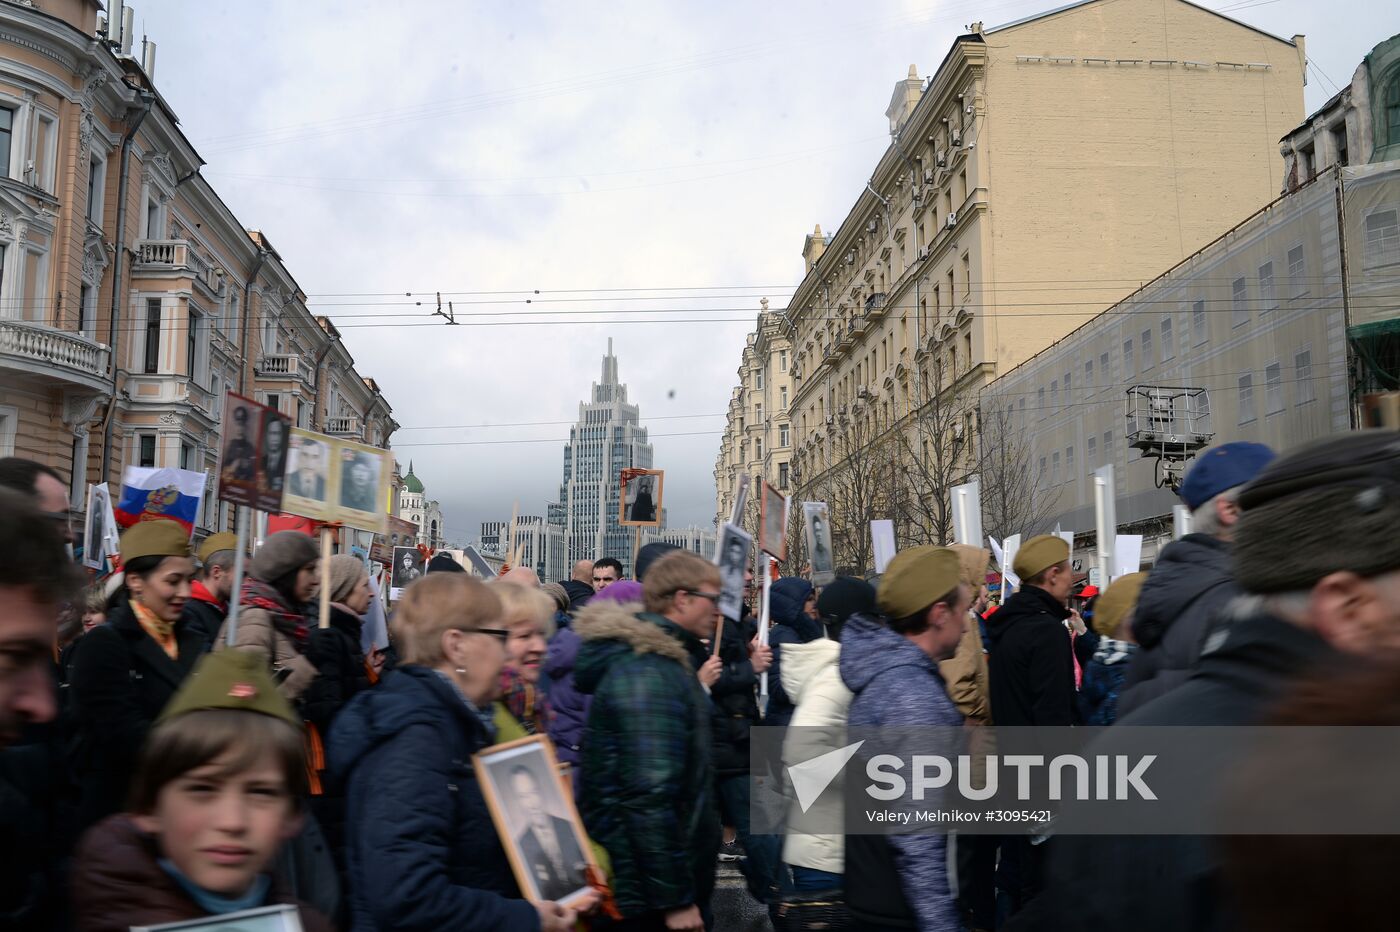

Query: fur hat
[[250, 530, 318, 583], [1234, 430, 1400, 593]]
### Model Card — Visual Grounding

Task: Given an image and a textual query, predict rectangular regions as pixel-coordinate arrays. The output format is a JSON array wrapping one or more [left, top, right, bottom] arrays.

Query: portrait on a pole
[[803, 501, 835, 586], [619, 468, 664, 527], [474, 736, 598, 908], [285, 433, 329, 503], [218, 393, 290, 513], [714, 522, 753, 622], [389, 546, 424, 600], [759, 479, 788, 562]]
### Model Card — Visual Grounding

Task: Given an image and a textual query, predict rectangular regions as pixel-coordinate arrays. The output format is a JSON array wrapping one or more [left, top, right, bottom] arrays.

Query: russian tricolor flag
[[114, 467, 207, 534]]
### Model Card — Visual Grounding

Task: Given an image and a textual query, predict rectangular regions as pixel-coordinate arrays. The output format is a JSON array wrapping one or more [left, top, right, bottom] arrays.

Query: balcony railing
[[865, 292, 888, 319], [0, 320, 109, 383], [325, 416, 362, 437], [256, 354, 306, 379], [134, 239, 223, 294]]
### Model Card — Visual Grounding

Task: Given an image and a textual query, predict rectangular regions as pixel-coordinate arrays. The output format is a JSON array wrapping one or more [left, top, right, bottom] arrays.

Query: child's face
[[134, 748, 302, 897]]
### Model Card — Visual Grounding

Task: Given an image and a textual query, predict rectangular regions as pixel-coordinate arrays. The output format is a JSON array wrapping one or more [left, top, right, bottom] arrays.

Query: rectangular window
[[961, 253, 971, 297], [755, 404, 763, 423], [778, 462, 789, 489], [1365, 209, 1400, 268], [1087, 434, 1097, 465], [139, 434, 157, 468], [1232, 277, 1249, 327], [1122, 338, 1134, 379], [1161, 317, 1174, 360], [1050, 379, 1059, 410], [1065, 445, 1075, 479], [143, 298, 161, 373], [1265, 362, 1284, 414], [1038, 387, 1045, 409], [179, 443, 191, 470], [87, 156, 105, 225], [1193, 300, 1207, 345], [1288, 245, 1306, 296], [756, 369, 764, 390], [779, 424, 790, 447], [145, 197, 161, 240], [1295, 350, 1315, 404], [780, 386, 788, 408], [1099, 351, 1110, 385], [1141, 328, 1154, 369], [1085, 358, 1094, 392], [1039, 455, 1047, 478], [32, 111, 57, 192], [1051, 451, 1061, 485], [1064, 371, 1072, 403], [1104, 430, 1113, 461], [1333, 124, 1349, 167], [755, 439, 762, 460], [264, 393, 279, 413], [779, 350, 788, 371], [187, 310, 200, 381], [78, 283, 91, 337], [1238, 374, 1255, 423], [0, 106, 12, 178], [1258, 260, 1276, 310]]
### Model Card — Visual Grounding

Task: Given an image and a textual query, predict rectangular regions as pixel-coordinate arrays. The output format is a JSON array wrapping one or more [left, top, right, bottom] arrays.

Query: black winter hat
[[426, 552, 466, 574], [636, 541, 681, 580], [816, 576, 878, 627]]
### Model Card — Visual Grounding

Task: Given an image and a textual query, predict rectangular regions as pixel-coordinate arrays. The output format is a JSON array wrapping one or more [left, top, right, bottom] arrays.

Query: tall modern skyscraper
[[549, 340, 658, 577]]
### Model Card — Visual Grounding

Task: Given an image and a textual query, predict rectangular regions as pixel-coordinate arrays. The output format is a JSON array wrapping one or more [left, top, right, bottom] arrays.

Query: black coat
[[67, 602, 207, 829], [709, 610, 760, 778], [561, 580, 594, 612], [1012, 613, 1340, 932], [180, 595, 225, 654], [985, 585, 1077, 727], [1118, 534, 1240, 716], [327, 665, 538, 932], [766, 578, 822, 728]]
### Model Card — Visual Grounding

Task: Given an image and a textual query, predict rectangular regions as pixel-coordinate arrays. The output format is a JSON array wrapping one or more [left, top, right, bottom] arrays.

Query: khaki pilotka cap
[[118, 519, 192, 563], [877, 546, 963, 618], [1012, 535, 1071, 580], [158, 649, 300, 728], [1092, 572, 1147, 638], [196, 531, 240, 566]]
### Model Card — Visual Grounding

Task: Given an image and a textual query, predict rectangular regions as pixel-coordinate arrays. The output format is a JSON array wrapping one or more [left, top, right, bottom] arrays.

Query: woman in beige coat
[[216, 530, 320, 699]]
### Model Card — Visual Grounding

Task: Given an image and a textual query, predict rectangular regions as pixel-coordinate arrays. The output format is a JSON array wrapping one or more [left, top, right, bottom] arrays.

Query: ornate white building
[[398, 461, 445, 549]]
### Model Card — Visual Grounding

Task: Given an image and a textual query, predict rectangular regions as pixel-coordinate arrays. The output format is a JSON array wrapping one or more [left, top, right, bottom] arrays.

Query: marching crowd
[[0, 426, 1398, 931]]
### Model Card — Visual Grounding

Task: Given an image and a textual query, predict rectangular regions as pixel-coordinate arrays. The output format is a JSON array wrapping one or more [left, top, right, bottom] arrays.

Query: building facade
[[549, 340, 658, 577], [645, 524, 719, 559], [0, 0, 397, 545], [983, 160, 1400, 561], [398, 461, 445, 550], [479, 516, 567, 584], [728, 0, 1308, 564], [715, 301, 794, 528]]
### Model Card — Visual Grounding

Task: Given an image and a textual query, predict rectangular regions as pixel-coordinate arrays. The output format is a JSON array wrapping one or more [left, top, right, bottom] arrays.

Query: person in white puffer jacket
[[779, 577, 876, 891]]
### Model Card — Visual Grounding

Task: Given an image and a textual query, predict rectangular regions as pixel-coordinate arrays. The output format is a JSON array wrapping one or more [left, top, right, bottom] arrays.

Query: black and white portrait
[[759, 480, 787, 562], [619, 469, 664, 527], [287, 434, 329, 502], [474, 736, 596, 907], [803, 501, 835, 585], [389, 545, 423, 599], [83, 484, 110, 570], [339, 451, 381, 514], [715, 523, 752, 622], [258, 414, 290, 496]]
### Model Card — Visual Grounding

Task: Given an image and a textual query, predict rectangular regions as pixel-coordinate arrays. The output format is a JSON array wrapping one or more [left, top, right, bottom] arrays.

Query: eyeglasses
[[42, 509, 74, 538], [680, 590, 721, 604], [477, 628, 510, 641]]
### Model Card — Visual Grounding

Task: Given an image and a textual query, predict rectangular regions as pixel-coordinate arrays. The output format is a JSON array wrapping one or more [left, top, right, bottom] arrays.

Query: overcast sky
[[137, 0, 1387, 545]]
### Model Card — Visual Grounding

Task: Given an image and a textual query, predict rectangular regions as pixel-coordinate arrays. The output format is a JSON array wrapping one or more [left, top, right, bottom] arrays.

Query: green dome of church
[[403, 461, 425, 495]]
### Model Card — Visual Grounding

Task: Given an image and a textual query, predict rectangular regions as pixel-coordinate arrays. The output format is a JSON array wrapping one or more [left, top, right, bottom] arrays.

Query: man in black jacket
[[1016, 429, 1400, 932], [1119, 441, 1274, 716], [562, 560, 595, 612], [183, 532, 240, 651]]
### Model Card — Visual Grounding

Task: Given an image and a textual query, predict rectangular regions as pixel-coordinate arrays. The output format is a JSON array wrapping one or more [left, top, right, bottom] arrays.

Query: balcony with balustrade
[[0, 320, 111, 393], [132, 239, 224, 299], [325, 416, 363, 438], [256, 353, 310, 381]]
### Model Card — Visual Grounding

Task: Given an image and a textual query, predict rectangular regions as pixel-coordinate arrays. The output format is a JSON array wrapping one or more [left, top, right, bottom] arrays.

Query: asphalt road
[[712, 860, 773, 932]]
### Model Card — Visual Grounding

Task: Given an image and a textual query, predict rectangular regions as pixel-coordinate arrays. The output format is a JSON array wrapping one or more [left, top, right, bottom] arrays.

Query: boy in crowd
[[71, 650, 333, 931]]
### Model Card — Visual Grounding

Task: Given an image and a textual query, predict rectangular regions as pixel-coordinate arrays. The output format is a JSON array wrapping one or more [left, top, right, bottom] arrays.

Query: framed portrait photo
[[473, 735, 599, 908], [389, 545, 424, 600], [714, 522, 753, 623], [758, 479, 789, 562], [803, 501, 836, 586], [619, 468, 664, 527], [130, 903, 304, 931]]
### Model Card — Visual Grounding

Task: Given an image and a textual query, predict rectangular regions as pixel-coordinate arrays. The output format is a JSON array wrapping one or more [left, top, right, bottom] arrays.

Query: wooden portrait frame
[[758, 479, 789, 562], [472, 735, 600, 908], [618, 468, 664, 527]]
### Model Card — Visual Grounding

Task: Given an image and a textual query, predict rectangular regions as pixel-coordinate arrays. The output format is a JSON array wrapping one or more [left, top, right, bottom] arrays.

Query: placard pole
[[318, 525, 333, 630], [224, 506, 250, 648], [758, 553, 773, 708]]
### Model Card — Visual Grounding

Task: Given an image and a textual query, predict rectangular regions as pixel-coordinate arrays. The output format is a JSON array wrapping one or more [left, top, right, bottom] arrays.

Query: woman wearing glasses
[[328, 574, 582, 932]]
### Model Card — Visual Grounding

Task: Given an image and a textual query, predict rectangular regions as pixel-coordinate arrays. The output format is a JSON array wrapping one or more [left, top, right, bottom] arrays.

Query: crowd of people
[[0, 427, 1398, 931]]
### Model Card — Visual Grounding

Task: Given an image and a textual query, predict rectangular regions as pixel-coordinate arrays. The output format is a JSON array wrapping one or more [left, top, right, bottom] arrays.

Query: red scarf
[[240, 578, 309, 647]]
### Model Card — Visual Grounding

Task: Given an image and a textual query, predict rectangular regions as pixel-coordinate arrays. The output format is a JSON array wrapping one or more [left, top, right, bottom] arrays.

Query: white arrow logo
[[787, 740, 865, 813]]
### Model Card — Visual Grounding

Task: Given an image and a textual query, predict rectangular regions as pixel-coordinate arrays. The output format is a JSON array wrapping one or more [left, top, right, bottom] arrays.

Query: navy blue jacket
[[327, 665, 539, 932], [766, 578, 823, 727]]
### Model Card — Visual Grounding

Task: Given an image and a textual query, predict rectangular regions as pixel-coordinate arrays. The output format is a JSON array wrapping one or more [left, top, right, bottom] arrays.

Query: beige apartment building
[[744, 0, 1307, 563], [714, 303, 794, 527], [0, 0, 397, 540]]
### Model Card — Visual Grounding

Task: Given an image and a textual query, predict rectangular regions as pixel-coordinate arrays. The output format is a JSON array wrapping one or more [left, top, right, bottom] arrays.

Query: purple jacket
[[544, 627, 588, 766]]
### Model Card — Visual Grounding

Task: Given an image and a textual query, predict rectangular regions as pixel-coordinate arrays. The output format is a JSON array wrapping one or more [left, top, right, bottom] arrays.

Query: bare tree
[[977, 397, 1061, 545], [891, 357, 982, 547]]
